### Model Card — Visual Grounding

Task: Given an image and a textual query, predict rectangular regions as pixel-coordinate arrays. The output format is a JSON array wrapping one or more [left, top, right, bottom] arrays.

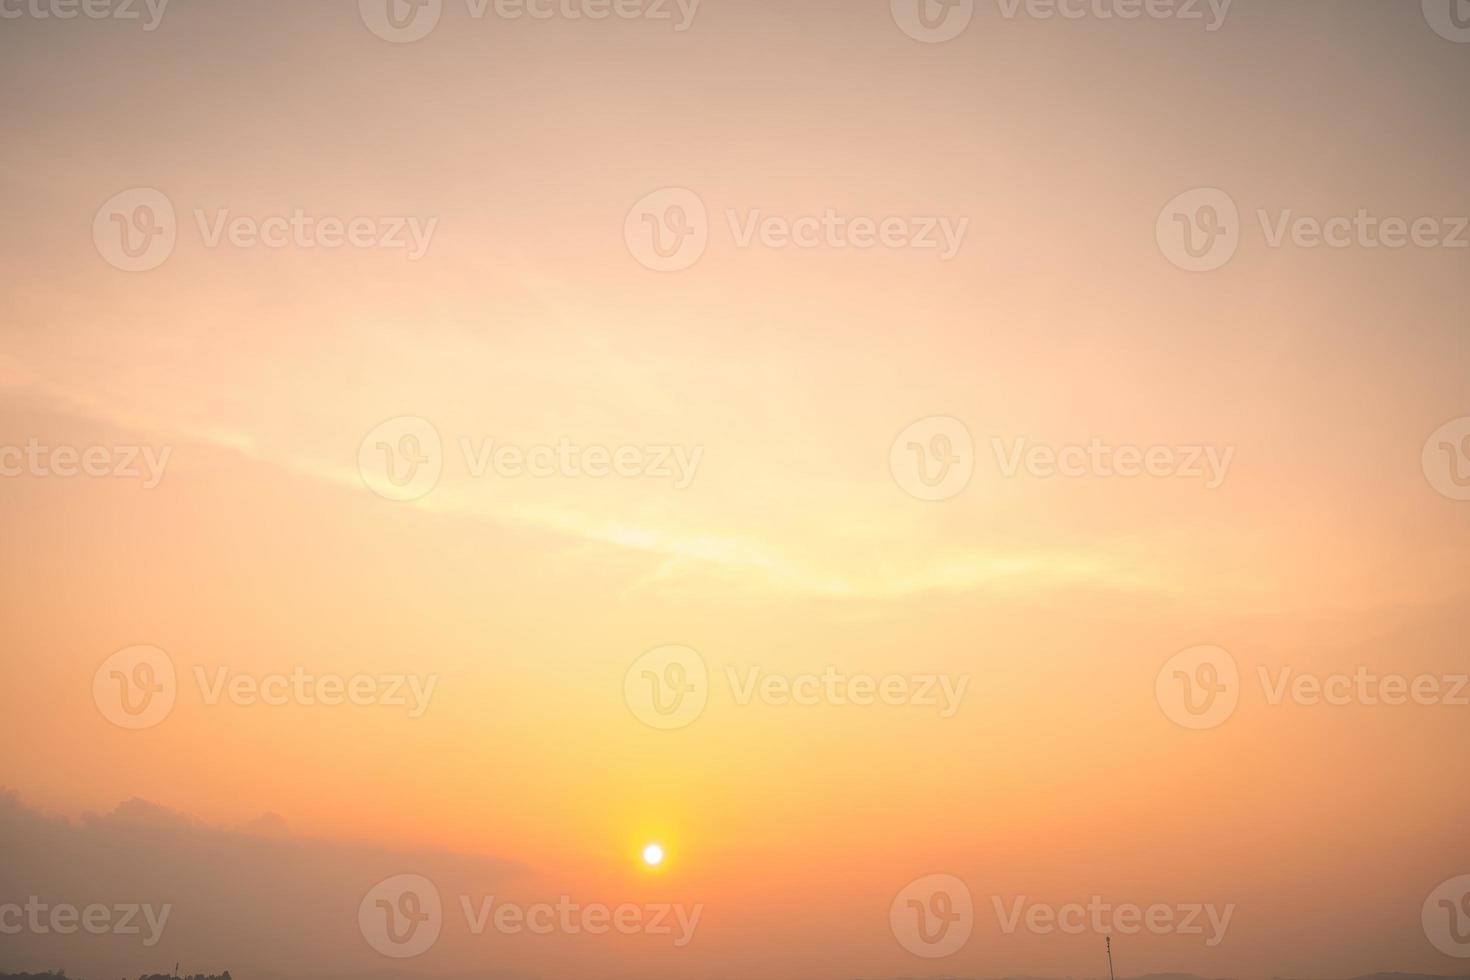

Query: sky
[[1, 1, 1469, 979]]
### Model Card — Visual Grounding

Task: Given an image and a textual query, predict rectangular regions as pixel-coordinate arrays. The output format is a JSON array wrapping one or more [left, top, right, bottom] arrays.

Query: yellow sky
[[2, 1, 1469, 978]]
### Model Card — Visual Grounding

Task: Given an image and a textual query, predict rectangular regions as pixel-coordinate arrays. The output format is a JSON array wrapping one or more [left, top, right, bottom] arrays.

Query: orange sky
[[1, 1, 1469, 979]]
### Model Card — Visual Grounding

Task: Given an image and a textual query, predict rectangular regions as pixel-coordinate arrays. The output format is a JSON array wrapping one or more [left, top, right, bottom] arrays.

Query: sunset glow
[[2, 3, 1469, 980]]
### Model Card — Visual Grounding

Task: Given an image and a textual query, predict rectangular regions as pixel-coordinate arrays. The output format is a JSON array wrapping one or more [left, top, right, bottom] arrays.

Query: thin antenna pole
[[1107, 936, 1116, 980]]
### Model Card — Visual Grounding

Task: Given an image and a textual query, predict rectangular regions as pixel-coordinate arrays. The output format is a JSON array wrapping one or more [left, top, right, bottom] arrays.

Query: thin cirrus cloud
[[0, 353, 1169, 604]]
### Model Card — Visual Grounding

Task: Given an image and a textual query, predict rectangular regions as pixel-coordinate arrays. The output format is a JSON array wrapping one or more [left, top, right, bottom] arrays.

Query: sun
[[642, 843, 665, 867]]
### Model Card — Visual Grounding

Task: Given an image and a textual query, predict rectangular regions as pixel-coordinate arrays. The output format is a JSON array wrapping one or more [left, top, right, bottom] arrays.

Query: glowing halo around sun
[[642, 843, 665, 867]]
